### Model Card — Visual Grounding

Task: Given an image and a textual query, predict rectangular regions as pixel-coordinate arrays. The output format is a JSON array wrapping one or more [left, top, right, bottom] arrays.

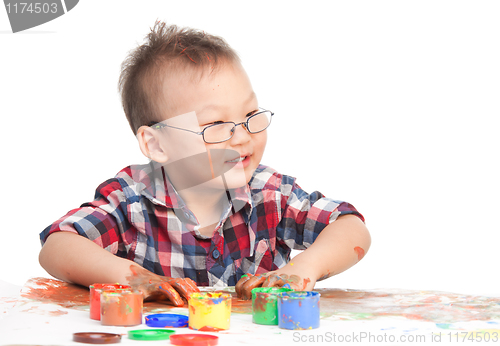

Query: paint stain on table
[[19, 278, 500, 323], [317, 288, 500, 322], [20, 277, 89, 310]]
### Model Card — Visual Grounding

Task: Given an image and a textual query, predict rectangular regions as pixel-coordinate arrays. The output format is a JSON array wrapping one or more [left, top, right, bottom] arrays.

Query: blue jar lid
[[145, 313, 189, 328]]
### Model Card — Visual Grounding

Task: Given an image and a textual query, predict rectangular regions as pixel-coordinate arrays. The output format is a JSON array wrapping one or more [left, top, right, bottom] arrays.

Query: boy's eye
[[246, 110, 259, 117], [201, 109, 258, 127], [209, 121, 225, 126], [200, 120, 224, 128]]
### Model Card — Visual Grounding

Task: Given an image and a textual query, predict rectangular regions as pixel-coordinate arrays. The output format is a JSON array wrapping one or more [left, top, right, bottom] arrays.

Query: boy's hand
[[235, 272, 315, 300], [127, 265, 199, 306], [235, 215, 371, 300]]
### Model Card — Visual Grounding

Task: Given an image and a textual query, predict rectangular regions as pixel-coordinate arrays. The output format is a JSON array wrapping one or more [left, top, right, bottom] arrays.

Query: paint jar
[[278, 291, 321, 330], [89, 283, 131, 320], [188, 292, 231, 331], [100, 290, 143, 326], [252, 287, 294, 325]]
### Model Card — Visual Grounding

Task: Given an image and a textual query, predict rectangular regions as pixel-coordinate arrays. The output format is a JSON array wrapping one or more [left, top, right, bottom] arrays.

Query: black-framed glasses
[[148, 108, 273, 144]]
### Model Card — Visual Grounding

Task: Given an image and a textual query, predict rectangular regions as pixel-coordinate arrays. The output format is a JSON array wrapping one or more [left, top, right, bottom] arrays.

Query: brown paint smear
[[20, 278, 500, 323]]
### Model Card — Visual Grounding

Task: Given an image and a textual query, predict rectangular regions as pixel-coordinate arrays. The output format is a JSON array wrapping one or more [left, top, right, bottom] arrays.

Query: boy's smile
[[156, 60, 267, 190]]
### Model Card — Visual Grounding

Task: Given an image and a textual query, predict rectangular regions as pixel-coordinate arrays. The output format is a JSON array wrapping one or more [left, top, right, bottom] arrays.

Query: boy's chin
[[217, 173, 250, 191]]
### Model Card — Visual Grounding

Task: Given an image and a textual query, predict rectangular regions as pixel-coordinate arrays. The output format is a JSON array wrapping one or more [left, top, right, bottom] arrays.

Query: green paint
[[252, 287, 293, 325]]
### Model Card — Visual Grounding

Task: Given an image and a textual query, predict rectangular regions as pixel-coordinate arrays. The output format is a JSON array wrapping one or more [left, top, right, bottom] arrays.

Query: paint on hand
[[237, 272, 310, 299], [318, 270, 332, 281], [188, 292, 231, 331], [302, 278, 311, 290], [236, 273, 266, 300], [126, 265, 198, 307], [354, 246, 365, 261]]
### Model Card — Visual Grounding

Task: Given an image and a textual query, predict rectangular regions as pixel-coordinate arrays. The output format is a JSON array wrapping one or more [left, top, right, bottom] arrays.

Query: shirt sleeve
[[39, 178, 130, 258], [277, 175, 364, 251]]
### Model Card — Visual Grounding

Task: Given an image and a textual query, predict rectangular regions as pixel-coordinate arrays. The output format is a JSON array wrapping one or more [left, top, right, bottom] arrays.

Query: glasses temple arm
[[166, 124, 203, 135]]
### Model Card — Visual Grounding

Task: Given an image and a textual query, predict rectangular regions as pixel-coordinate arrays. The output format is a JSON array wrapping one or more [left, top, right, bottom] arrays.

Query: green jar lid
[[251, 286, 294, 296], [127, 329, 175, 341]]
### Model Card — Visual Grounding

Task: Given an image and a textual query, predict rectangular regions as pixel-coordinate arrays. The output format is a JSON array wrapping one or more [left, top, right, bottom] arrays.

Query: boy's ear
[[136, 126, 169, 163]]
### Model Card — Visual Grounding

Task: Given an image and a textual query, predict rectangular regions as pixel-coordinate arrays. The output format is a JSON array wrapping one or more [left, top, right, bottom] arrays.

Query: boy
[[39, 21, 371, 305]]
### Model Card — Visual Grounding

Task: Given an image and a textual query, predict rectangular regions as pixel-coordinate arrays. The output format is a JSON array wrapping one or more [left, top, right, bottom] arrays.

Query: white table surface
[[2, 279, 500, 346]]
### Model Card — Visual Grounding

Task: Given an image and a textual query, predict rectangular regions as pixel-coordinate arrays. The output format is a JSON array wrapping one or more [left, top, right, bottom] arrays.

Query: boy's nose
[[231, 121, 248, 133], [230, 122, 251, 144]]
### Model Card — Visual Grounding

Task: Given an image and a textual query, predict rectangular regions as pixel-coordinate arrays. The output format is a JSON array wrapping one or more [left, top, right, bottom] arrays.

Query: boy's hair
[[119, 21, 240, 135]]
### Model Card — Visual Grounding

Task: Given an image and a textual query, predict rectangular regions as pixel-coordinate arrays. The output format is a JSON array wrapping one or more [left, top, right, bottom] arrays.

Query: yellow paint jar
[[188, 292, 231, 331]]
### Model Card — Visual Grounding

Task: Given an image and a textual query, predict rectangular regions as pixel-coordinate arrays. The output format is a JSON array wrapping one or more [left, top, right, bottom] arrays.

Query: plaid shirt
[[40, 162, 364, 288]]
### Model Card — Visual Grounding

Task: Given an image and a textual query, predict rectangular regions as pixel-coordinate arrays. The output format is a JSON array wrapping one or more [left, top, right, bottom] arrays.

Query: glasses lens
[[247, 111, 272, 133], [203, 123, 234, 143]]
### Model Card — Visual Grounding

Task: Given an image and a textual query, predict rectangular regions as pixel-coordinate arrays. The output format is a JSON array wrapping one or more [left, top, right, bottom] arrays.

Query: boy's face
[[156, 61, 267, 190]]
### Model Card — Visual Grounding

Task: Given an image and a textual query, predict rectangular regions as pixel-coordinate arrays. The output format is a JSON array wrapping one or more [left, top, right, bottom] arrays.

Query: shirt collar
[[127, 160, 257, 254], [133, 161, 182, 209], [137, 161, 253, 214]]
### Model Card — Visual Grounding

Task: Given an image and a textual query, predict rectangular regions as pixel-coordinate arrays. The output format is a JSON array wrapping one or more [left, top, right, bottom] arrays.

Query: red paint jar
[[89, 283, 131, 320], [100, 290, 143, 326]]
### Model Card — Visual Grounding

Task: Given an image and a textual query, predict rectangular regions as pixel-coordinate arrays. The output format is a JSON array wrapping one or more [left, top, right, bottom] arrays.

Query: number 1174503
[[5, 2, 58, 14]]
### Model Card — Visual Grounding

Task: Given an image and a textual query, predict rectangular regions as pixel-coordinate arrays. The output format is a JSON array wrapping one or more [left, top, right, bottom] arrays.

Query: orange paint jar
[[89, 283, 131, 320], [100, 290, 143, 326]]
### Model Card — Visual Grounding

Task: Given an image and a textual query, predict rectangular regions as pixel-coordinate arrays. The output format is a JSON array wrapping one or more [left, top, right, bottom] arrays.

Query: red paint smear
[[48, 309, 68, 316], [197, 326, 224, 332], [21, 277, 89, 310], [404, 313, 426, 321], [354, 247, 365, 261], [302, 277, 311, 290], [21, 306, 69, 316]]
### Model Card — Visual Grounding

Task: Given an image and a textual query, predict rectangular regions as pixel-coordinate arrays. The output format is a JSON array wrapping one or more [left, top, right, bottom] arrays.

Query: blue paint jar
[[278, 291, 320, 330]]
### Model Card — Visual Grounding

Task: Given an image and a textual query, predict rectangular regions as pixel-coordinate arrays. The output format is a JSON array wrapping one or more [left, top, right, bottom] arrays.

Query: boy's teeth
[[228, 156, 245, 163]]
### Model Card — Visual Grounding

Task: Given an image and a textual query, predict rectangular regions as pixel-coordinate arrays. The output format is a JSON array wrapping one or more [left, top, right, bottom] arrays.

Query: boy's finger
[[183, 278, 200, 294], [156, 282, 185, 306], [235, 274, 253, 297], [262, 273, 287, 288], [241, 275, 267, 300], [167, 278, 200, 299]]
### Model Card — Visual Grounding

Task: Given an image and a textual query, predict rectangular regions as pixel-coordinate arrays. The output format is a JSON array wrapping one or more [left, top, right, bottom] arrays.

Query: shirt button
[[212, 249, 220, 259], [184, 211, 190, 219]]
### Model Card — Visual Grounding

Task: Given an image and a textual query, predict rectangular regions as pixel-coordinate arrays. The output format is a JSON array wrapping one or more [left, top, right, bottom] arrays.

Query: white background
[[1, 1, 499, 296]]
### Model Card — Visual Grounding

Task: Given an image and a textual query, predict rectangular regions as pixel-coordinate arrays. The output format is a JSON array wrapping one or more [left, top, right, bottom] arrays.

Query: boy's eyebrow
[[198, 92, 257, 116]]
